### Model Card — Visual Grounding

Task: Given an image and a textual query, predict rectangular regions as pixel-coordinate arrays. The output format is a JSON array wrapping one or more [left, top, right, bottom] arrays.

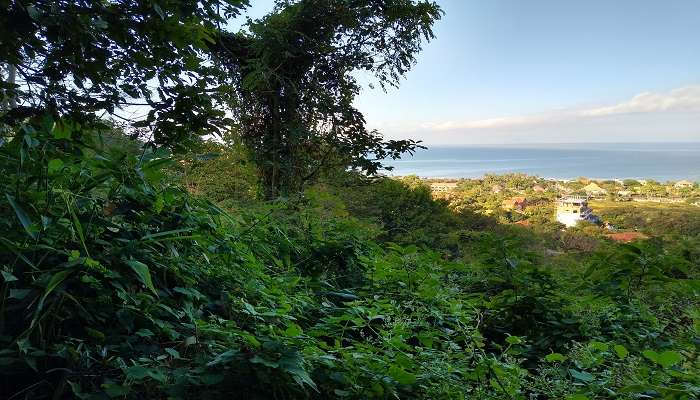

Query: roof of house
[[606, 232, 649, 243], [584, 182, 607, 193], [502, 196, 527, 206], [674, 180, 695, 187]]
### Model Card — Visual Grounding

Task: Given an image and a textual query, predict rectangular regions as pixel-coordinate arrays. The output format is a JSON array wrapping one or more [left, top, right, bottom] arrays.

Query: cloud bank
[[380, 86, 700, 144]]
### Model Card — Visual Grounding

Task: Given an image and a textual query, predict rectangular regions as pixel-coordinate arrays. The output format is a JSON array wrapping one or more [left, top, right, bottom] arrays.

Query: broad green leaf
[[5, 193, 37, 239], [642, 350, 659, 363], [545, 353, 567, 363], [44, 269, 72, 298], [569, 369, 594, 382], [388, 366, 416, 385], [47, 158, 64, 174], [52, 121, 72, 139], [135, 329, 154, 338], [250, 355, 279, 368], [567, 395, 590, 400], [125, 260, 157, 295], [613, 344, 629, 359], [589, 341, 608, 352], [285, 323, 303, 337], [31, 269, 73, 328], [9, 288, 32, 300], [1, 270, 18, 282], [505, 335, 522, 345], [657, 351, 682, 368]]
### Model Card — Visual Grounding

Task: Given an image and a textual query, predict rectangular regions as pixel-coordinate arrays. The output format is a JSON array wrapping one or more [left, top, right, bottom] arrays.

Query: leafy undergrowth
[[1, 121, 699, 399]]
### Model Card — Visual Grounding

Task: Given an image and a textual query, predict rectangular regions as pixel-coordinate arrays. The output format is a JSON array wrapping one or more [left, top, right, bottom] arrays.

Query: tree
[[213, 0, 442, 198], [1, 0, 247, 149]]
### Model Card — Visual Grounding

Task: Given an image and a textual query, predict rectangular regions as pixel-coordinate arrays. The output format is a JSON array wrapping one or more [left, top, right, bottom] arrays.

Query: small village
[[422, 174, 700, 243]]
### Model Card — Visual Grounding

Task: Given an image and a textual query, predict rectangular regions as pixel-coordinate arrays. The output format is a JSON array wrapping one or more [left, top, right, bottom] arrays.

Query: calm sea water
[[386, 142, 700, 181]]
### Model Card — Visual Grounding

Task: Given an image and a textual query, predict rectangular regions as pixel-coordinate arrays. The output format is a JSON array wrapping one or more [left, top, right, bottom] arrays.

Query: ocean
[[385, 142, 700, 181]]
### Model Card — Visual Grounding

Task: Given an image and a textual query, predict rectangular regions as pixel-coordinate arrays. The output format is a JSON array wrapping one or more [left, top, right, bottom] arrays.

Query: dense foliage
[[1, 124, 698, 398]]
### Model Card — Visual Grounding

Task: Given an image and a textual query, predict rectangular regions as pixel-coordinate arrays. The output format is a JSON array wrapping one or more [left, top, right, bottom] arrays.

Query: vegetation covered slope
[[0, 127, 698, 399]]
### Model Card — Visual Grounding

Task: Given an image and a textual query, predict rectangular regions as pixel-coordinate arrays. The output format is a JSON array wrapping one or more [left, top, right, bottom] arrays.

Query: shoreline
[[387, 174, 698, 183]]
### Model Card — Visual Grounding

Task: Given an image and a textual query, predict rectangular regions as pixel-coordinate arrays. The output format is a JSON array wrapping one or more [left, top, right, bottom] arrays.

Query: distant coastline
[[385, 142, 700, 182]]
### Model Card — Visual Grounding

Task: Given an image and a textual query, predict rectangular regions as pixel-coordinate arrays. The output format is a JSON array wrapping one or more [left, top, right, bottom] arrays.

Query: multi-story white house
[[556, 196, 596, 227]]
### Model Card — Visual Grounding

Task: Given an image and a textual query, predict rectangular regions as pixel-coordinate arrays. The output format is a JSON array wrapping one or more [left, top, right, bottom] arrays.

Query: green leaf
[[657, 351, 682, 368], [569, 369, 594, 382], [9, 288, 32, 300], [545, 353, 567, 363], [1, 270, 18, 282], [44, 269, 72, 298], [613, 344, 629, 359], [642, 350, 659, 363], [284, 323, 303, 337], [135, 329, 154, 338], [64, 195, 89, 256], [47, 159, 64, 174], [589, 341, 608, 352], [125, 260, 157, 295], [250, 355, 279, 368], [388, 366, 416, 385], [505, 335, 522, 345], [566, 395, 590, 400], [52, 121, 72, 139], [31, 268, 73, 328], [5, 193, 37, 239], [165, 348, 181, 359]]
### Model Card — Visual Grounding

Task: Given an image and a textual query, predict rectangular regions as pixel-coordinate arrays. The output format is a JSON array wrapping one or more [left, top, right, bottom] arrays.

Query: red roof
[[606, 232, 649, 243]]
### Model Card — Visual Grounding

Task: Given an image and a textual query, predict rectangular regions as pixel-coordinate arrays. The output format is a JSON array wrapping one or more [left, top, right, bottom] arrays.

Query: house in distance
[[502, 196, 528, 211], [584, 182, 608, 197], [430, 182, 459, 193], [556, 196, 600, 227]]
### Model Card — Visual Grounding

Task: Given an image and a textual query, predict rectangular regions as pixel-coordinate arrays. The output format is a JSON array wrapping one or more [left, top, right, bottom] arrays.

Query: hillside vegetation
[[1, 1, 698, 399]]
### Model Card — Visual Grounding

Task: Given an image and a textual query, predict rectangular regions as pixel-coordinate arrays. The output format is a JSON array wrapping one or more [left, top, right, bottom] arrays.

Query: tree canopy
[[214, 0, 442, 197], [1, 0, 247, 148]]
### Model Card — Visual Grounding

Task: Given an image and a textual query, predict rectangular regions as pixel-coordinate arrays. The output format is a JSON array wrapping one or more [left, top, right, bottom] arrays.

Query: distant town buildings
[[430, 182, 458, 193], [674, 180, 695, 189]]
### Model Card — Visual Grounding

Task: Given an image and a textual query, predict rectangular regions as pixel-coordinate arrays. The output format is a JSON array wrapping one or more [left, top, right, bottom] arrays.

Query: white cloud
[[376, 85, 700, 142], [418, 85, 700, 132], [375, 85, 700, 143], [579, 86, 700, 117]]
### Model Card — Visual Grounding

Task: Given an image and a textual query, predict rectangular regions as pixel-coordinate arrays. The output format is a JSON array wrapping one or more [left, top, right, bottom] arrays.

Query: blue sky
[[238, 0, 700, 144]]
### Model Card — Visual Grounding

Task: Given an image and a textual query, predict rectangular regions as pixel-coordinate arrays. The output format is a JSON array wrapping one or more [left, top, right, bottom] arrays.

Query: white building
[[556, 196, 594, 227], [430, 182, 458, 193]]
